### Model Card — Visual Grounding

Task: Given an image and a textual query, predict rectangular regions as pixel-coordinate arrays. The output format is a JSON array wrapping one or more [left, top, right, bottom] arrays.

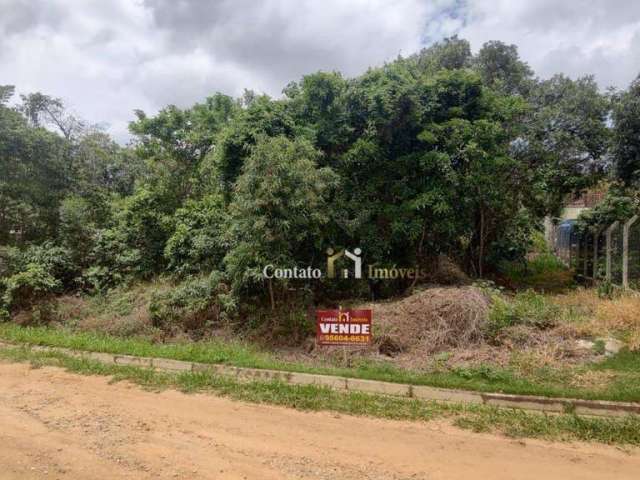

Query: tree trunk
[[478, 206, 485, 278], [268, 278, 275, 311], [410, 220, 428, 290]]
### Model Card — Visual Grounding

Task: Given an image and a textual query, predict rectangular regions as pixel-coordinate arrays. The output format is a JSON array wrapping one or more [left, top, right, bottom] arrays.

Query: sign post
[[315, 308, 372, 347]]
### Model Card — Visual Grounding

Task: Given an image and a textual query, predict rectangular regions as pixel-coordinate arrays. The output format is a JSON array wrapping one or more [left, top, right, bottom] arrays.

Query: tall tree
[[521, 75, 611, 216], [224, 135, 337, 308], [19, 93, 84, 140], [613, 75, 640, 186], [409, 36, 472, 73], [0, 88, 69, 244], [474, 41, 534, 96]]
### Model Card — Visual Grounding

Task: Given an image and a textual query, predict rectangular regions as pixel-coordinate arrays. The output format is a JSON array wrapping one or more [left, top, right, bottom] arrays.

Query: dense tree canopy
[[1, 37, 635, 319], [613, 76, 640, 186]]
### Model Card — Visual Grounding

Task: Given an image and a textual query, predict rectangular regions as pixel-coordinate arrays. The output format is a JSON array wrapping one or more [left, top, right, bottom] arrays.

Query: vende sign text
[[316, 309, 372, 346]]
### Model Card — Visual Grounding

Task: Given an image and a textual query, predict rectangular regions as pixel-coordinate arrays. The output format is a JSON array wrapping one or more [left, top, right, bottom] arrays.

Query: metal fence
[[551, 215, 640, 289]]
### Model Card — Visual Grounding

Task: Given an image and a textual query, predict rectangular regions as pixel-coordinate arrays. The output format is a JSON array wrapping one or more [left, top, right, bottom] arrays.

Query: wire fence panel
[[550, 215, 640, 290], [629, 219, 640, 289], [570, 227, 581, 271], [555, 220, 574, 265]]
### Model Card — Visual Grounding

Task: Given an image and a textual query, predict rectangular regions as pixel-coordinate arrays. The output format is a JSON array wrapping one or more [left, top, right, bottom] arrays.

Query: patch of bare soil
[[1, 361, 639, 480]]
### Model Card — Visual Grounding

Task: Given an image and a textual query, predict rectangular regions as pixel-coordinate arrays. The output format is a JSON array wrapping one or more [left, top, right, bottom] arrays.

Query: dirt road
[[0, 361, 638, 480]]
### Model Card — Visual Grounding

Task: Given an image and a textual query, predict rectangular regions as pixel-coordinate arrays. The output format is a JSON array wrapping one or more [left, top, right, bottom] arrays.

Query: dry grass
[[509, 340, 574, 370], [553, 288, 640, 350], [569, 370, 617, 390], [19, 275, 640, 377], [48, 281, 173, 340], [362, 286, 490, 356]]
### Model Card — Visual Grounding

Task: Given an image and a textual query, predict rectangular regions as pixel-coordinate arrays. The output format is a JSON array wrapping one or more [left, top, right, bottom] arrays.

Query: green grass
[[499, 252, 575, 292], [485, 290, 560, 340], [453, 409, 640, 445], [1, 346, 640, 447], [2, 323, 640, 402], [594, 349, 640, 373]]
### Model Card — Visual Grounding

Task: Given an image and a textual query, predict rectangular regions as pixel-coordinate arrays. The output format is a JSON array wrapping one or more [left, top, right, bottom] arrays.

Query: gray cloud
[[0, 0, 638, 143], [457, 0, 640, 88], [143, 0, 432, 92], [0, 0, 64, 35]]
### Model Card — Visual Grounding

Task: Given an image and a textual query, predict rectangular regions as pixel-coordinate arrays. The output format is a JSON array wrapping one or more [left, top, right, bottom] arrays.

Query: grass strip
[[1, 323, 640, 402]]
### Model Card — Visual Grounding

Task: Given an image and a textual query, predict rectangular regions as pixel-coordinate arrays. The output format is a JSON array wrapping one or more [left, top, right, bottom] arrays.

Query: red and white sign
[[316, 309, 372, 346]]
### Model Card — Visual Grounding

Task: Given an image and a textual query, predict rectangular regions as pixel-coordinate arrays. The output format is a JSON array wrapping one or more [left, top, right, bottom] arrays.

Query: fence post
[[583, 235, 589, 278], [593, 227, 602, 280], [606, 221, 620, 281], [544, 216, 555, 252], [623, 215, 639, 289]]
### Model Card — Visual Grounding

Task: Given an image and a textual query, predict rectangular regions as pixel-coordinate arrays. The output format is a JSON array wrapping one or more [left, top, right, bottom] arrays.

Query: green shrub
[[4, 242, 76, 285], [112, 188, 174, 276], [1, 263, 61, 317], [485, 290, 560, 342], [0, 246, 16, 278], [0, 243, 77, 319], [58, 195, 97, 265], [527, 253, 567, 275], [149, 272, 235, 335], [504, 251, 568, 277], [499, 251, 573, 292], [486, 209, 538, 266], [84, 228, 142, 291], [223, 135, 337, 306], [164, 195, 228, 276]]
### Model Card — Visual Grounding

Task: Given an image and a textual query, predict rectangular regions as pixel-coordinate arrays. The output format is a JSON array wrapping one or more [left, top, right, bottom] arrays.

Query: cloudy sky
[[1, 0, 639, 142]]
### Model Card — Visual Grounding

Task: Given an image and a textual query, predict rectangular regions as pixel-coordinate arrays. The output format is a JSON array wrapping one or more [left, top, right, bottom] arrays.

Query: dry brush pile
[[364, 286, 491, 357]]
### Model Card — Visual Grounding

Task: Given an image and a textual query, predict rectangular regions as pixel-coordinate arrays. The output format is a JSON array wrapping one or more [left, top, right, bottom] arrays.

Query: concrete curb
[[2, 341, 639, 418]]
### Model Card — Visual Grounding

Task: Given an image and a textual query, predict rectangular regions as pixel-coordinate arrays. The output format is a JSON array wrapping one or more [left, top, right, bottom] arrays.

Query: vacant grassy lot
[[2, 315, 640, 402], [3, 251, 640, 404]]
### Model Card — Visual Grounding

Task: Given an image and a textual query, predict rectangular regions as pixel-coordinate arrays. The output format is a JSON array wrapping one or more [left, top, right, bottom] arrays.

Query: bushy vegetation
[[486, 290, 560, 342], [0, 242, 76, 320], [575, 187, 639, 235], [498, 232, 574, 292], [572, 76, 640, 241], [1, 37, 638, 337], [164, 195, 228, 276], [149, 272, 235, 335], [1, 264, 60, 321]]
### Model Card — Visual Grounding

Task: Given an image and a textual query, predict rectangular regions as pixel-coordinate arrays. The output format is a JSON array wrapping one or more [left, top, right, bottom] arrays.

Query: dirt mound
[[363, 286, 490, 356]]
